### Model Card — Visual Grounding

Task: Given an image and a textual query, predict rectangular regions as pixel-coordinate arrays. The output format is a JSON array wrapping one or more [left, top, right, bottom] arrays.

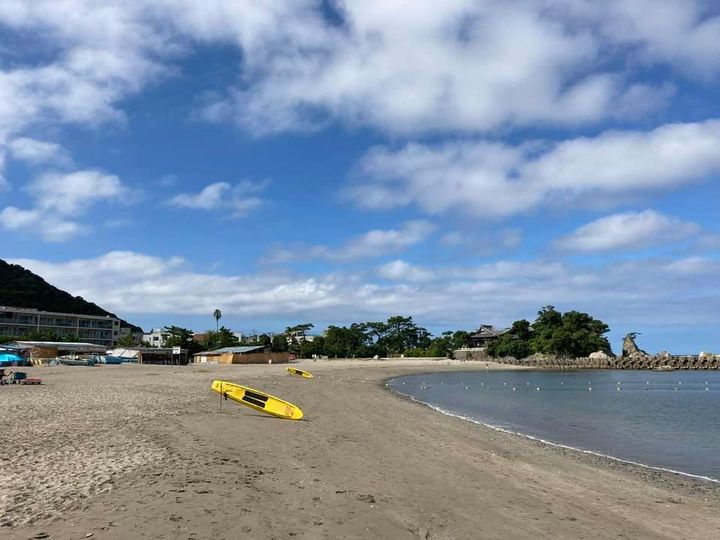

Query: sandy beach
[[1, 359, 718, 539]]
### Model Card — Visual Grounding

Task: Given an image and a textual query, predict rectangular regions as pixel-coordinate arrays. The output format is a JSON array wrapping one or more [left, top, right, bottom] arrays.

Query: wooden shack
[[194, 346, 293, 365]]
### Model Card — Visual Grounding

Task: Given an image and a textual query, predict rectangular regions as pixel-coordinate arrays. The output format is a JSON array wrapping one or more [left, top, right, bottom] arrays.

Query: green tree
[[116, 332, 138, 347], [323, 325, 371, 357], [213, 309, 222, 332], [530, 306, 563, 355], [486, 307, 611, 359], [449, 330, 470, 351], [258, 334, 272, 348], [271, 334, 288, 352], [299, 336, 326, 358], [163, 326, 203, 354], [378, 316, 430, 354], [203, 326, 240, 350]]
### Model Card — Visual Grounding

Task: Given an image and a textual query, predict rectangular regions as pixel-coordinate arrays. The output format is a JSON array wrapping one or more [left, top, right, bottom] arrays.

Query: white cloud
[[440, 228, 523, 254], [7, 137, 70, 165], [0, 0, 717, 146], [556, 0, 720, 76], [377, 260, 434, 283], [348, 120, 720, 217], [0, 169, 128, 241], [197, 1, 718, 136], [168, 179, 269, 217], [31, 170, 126, 213], [8, 251, 720, 339], [266, 220, 435, 263], [0, 207, 81, 242], [555, 210, 701, 253]]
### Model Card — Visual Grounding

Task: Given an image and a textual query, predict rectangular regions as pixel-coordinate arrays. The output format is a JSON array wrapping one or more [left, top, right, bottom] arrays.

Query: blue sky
[[1, 1, 719, 354]]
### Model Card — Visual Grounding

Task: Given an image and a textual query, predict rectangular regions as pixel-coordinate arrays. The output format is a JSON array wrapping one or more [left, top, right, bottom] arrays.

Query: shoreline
[[387, 380, 720, 486], [2, 359, 719, 538]]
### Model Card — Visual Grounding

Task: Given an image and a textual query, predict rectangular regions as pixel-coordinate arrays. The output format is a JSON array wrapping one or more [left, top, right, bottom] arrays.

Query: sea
[[388, 370, 720, 482]]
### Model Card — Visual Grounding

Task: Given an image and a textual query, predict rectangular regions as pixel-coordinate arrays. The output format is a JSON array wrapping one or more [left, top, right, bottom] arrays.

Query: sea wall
[[492, 354, 720, 370], [454, 348, 720, 370]]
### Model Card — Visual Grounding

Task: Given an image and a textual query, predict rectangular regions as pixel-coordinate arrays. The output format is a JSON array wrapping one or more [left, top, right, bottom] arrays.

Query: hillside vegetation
[[0, 259, 141, 332]]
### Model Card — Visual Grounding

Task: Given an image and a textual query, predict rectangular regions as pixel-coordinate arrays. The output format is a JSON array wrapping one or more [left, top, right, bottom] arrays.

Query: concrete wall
[[487, 354, 720, 370]]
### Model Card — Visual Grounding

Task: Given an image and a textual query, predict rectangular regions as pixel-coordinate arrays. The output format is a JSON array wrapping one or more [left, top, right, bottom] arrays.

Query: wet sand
[[1, 359, 718, 539]]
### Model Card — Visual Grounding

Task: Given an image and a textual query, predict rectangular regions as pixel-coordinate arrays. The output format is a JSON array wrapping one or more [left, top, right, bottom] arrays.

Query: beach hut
[[193, 346, 292, 365]]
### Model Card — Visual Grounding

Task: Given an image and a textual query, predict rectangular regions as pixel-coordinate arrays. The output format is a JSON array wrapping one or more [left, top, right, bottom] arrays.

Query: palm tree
[[213, 309, 222, 332]]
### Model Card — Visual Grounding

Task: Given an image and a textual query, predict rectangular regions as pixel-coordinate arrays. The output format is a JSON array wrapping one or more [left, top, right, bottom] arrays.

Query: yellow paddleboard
[[287, 366, 314, 379], [211, 380, 304, 420]]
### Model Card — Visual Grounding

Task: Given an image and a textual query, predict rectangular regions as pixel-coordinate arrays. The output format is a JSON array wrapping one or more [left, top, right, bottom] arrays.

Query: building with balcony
[[0, 306, 121, 347]]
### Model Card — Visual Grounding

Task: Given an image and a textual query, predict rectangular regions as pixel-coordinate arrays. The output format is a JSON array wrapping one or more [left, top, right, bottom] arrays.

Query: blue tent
[[0, 352, 24, 365]]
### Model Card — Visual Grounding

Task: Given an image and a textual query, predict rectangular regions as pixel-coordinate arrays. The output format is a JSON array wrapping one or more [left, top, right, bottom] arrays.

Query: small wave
[[391, 386, 720, 484]]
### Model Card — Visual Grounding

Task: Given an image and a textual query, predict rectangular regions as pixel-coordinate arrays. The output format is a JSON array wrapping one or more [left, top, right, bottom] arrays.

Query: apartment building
[[143, 327, 170, 347], [0, 306, 121, 347]]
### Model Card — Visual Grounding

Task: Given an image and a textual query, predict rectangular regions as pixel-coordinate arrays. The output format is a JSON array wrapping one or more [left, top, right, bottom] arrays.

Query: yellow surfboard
[[211, 380, 304, 420], [286, 366, 314, 379]]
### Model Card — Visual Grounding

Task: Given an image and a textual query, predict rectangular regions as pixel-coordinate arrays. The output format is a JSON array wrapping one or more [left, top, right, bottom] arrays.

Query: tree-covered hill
[[0, 259, 142, 332]]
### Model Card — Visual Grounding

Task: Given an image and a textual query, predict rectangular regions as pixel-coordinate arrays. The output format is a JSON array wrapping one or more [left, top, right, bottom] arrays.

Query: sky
[[1, 1, 719, 354]]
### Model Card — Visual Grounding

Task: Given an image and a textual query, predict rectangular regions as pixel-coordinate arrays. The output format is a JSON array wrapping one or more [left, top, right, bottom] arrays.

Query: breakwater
[[455, 349, 720, 370]]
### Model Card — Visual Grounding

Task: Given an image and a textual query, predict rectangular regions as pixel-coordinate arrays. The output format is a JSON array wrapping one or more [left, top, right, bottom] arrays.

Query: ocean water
[[389, 370, 720, 482]]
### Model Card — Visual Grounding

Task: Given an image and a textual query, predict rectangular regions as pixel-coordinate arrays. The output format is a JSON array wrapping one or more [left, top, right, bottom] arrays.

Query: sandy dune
[[1, 359, 718, 539]]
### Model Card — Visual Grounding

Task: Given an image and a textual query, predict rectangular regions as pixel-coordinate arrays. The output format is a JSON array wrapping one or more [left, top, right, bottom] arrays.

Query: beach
[[1, 360, 718, 539]]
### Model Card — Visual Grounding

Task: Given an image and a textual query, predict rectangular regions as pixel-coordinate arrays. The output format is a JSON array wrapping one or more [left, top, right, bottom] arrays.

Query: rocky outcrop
[[622, 332, 649, 358]]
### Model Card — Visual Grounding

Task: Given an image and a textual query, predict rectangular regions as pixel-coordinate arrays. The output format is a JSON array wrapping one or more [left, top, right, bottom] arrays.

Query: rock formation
[[622, 332, 649, 358]]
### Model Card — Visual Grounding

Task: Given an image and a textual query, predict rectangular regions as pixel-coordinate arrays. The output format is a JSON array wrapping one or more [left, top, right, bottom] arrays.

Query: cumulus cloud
[[377, 260, 434, 283], [8, 251, 720, 336], [0, 170, 128, 241], [168, 179, 269, 217], [554, 0, 720, 76], [198, 0, 718, 135], [0, 0, 717, 145], [555, 210, 701, 253], [348, 120, 720, 217], [266, 220, 435, 263], [8, 137, 70, 165]]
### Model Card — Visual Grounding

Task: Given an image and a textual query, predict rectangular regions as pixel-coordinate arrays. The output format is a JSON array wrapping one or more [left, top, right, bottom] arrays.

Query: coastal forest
[[486, 306, 612, 359], [167, 307, 611, 360]]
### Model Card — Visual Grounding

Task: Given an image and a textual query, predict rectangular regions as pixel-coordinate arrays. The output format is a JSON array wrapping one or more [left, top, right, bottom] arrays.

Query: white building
[[0, 306, 121, 347], [143, 327, 170, 347]]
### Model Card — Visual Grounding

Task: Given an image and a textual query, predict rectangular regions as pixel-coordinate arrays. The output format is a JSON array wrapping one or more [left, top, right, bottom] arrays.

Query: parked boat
[[57, 357, 96, 367], [93, 355, 124, 365]]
